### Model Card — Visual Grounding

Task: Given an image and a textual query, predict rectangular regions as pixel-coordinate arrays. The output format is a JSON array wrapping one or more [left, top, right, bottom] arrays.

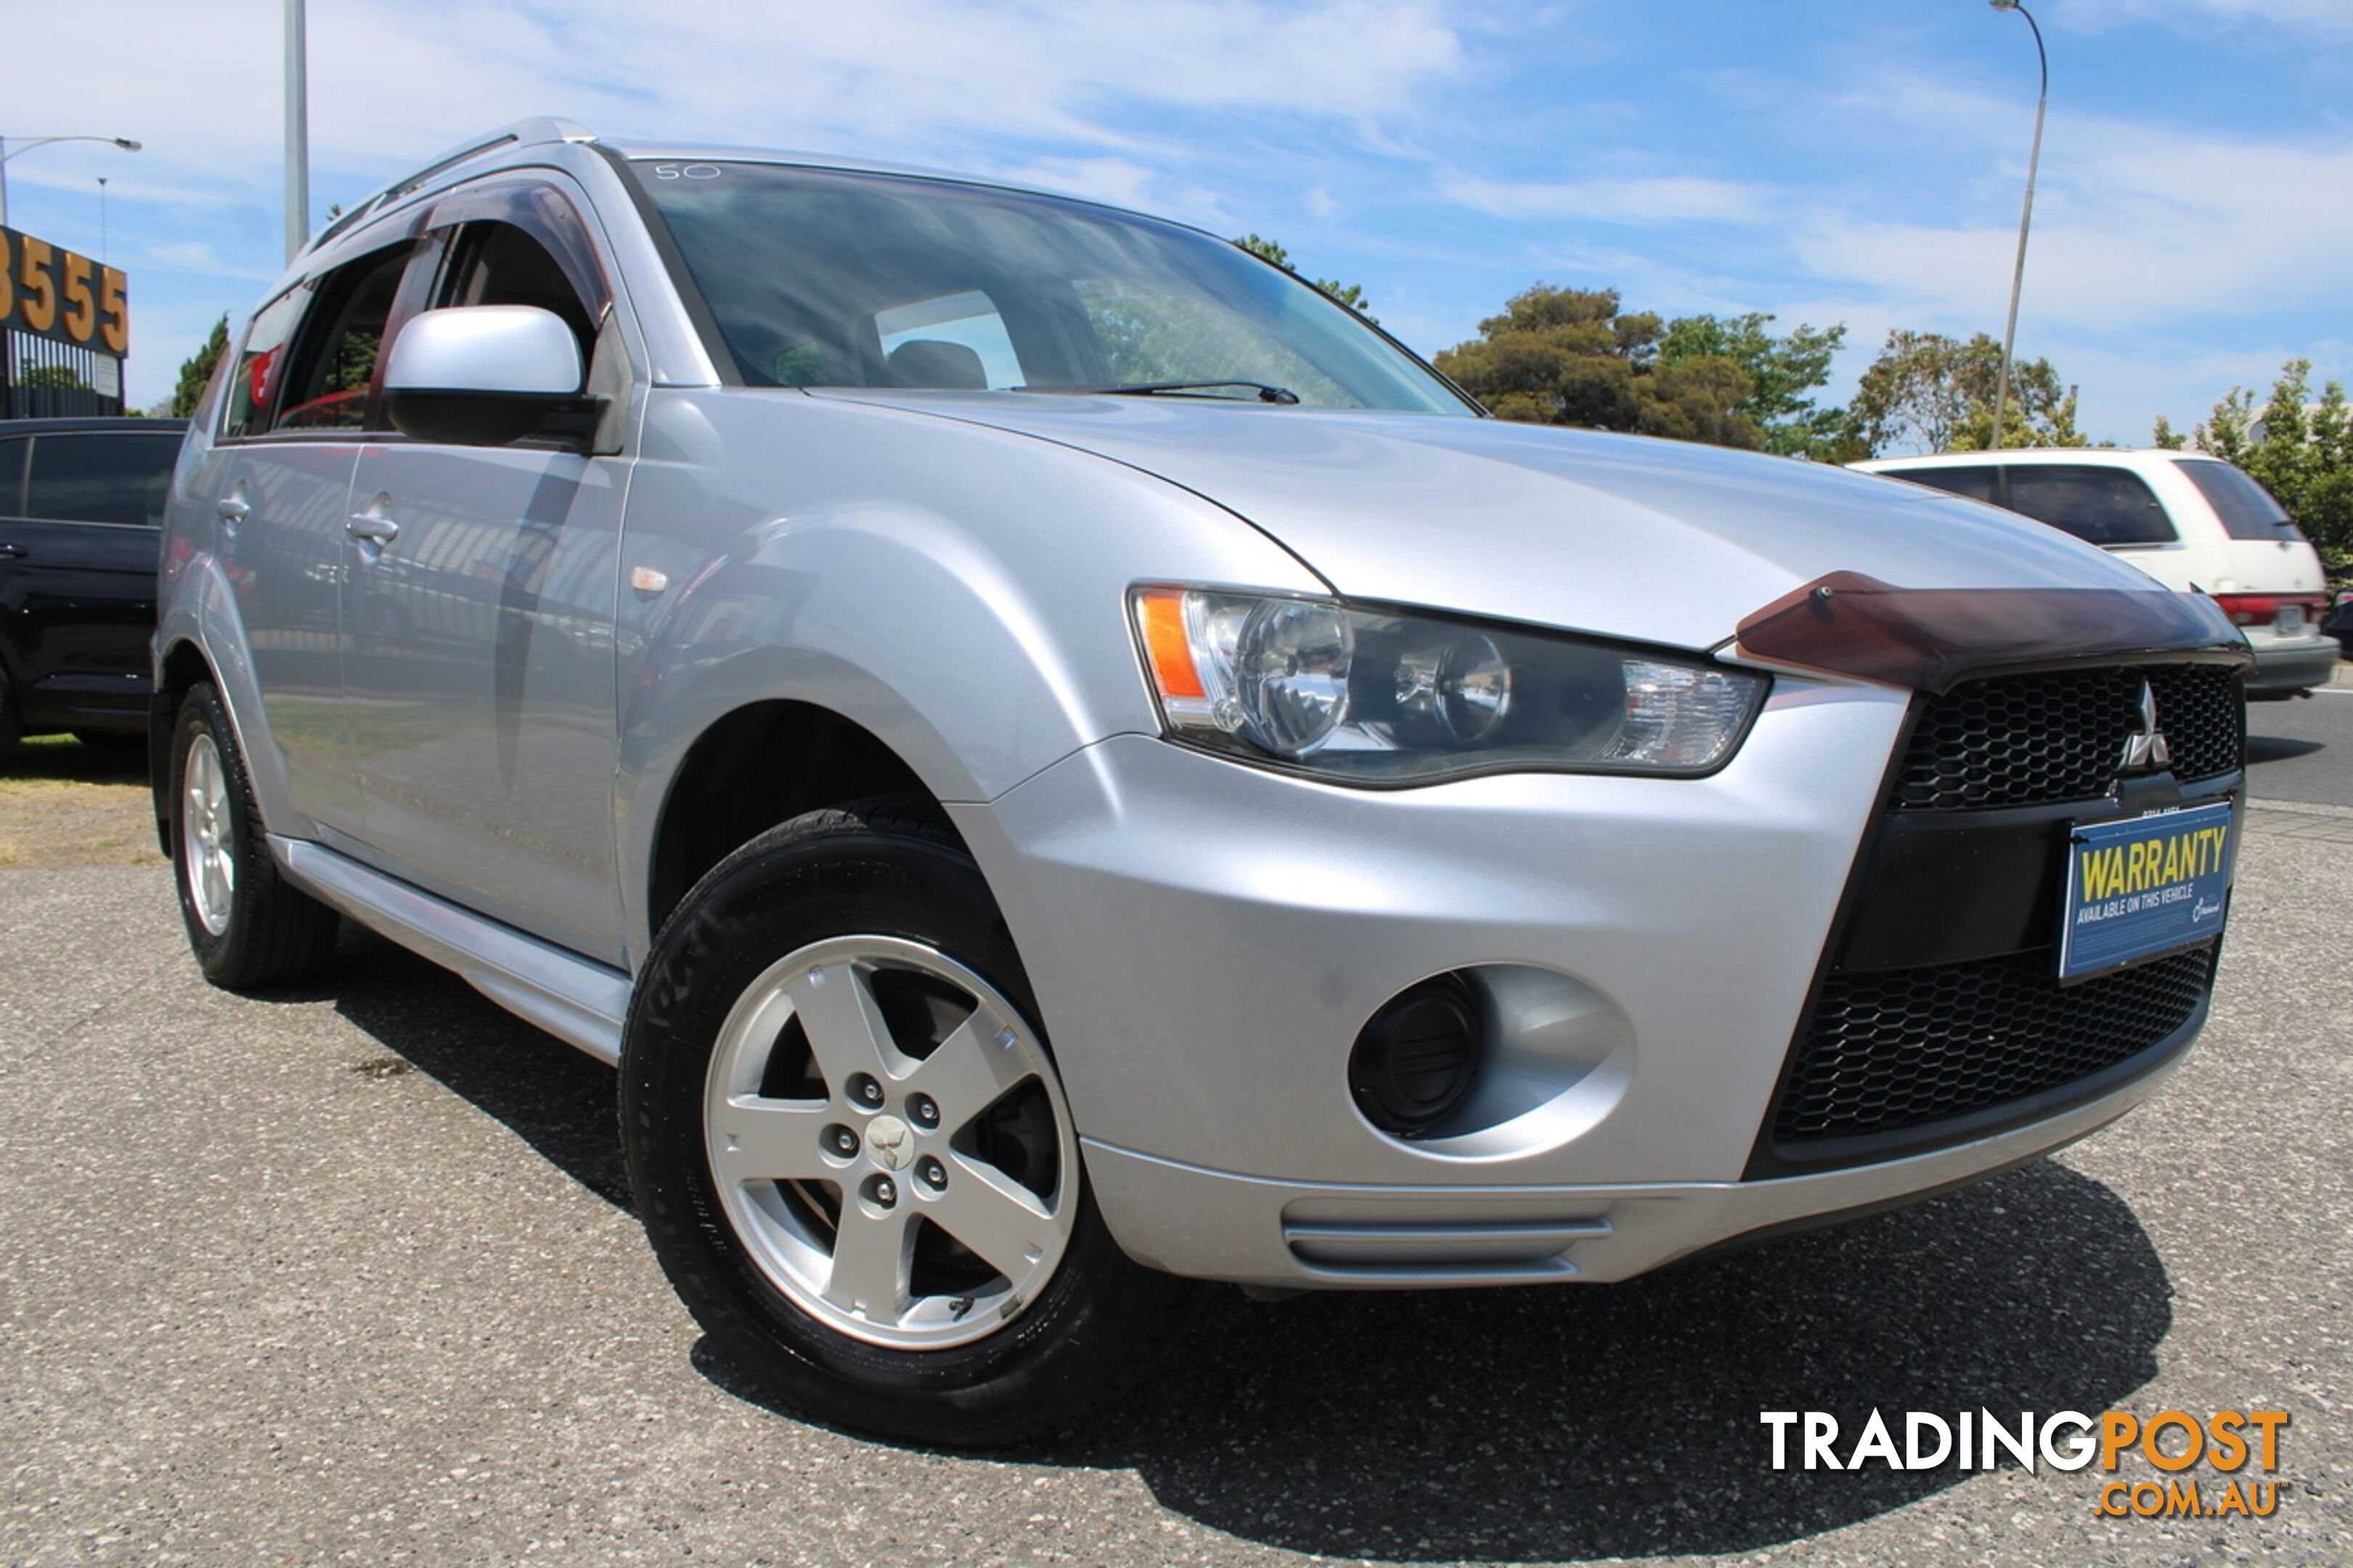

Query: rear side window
[[1901, 466, 1999, 503], [223, 290, 307, 439], [873, 290, 1024, 389], [2177, 460, 2305, 541], [24, 433, 184, 526], [0, 438, 24, 513], [2002, 465, 2177, 547]]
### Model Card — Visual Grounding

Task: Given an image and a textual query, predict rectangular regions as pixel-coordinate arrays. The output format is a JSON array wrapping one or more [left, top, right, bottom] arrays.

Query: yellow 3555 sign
[[0, 225, 129, 356]]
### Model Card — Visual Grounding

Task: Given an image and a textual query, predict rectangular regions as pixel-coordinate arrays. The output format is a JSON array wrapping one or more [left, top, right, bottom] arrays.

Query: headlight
[[1132, 587, 1766, 783]]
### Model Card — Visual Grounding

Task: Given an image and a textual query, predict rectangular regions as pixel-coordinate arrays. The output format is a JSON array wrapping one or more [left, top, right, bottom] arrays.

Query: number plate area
[[2059, 801, 2235, 982]]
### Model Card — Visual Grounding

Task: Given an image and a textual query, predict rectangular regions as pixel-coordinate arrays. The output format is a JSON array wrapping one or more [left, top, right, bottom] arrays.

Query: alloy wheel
[[703, 934, 1079, 1350]]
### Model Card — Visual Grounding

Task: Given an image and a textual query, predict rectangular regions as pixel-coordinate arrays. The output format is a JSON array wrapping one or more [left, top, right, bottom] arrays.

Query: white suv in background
[[1855, 449, 2338, 698]]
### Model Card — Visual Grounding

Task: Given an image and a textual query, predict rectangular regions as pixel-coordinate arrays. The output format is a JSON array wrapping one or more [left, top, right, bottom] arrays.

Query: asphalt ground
[[2, 732, 2349, 1565], [2246, 660, 2353, 809]]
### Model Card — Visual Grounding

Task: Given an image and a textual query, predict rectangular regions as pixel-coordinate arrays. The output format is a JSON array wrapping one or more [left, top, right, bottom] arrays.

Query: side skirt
[[270, 836, 629, 1066]]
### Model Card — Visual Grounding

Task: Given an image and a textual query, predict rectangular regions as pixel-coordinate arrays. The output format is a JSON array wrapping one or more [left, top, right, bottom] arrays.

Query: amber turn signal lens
[[1135, 589, 1206, 700]]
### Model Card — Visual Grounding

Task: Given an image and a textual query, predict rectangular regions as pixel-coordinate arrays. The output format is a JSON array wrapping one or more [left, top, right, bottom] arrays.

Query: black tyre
[[169, 682, 340, 989], [621, 796, 1200, 1446], [0, 666, 21, 754]]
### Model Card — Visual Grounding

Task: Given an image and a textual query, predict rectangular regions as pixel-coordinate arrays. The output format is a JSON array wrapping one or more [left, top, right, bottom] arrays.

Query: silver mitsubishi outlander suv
[[155, 118, 2250, 1445]]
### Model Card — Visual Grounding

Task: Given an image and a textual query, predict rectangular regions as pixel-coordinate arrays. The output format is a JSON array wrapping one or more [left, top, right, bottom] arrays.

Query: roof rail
[[301, 116, 596, 259]]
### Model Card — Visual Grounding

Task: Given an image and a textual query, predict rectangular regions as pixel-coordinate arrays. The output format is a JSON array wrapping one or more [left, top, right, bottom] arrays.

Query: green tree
[[1432, 284, 1761, 448], [1846, 329, 2083, 455], [170, 315, 230, 418], [1232, 234, 1374, 319], [2185, 359, 2353, 571], [17, 363, 90, 391], [1658, 311, 1849, 460]]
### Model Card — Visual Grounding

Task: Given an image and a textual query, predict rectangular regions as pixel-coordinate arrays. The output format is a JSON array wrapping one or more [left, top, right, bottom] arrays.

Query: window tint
[[2177, 460, 2304, 541], [0, 438, 25, 513], [1901, 466, 1999, 503], [2002, 465, 2177, 547], [24, 433, 183, 526], [439, 221, 597, 359], [277, 242, 414, 431], [223, 290, 307, 438]]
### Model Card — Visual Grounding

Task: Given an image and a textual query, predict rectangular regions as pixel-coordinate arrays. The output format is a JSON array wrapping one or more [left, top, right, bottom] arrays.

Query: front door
[[340, 186, 630, 963]]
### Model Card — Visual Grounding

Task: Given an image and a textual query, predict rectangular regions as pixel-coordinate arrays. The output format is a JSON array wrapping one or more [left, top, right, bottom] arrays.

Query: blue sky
[[6, 0, 2348, 446]]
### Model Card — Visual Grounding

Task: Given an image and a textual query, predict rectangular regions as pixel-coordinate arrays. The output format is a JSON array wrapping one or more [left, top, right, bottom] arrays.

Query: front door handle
[[0, 543, 25, 560], [347, 496, 400, 547], [216, 496, 250, 523]]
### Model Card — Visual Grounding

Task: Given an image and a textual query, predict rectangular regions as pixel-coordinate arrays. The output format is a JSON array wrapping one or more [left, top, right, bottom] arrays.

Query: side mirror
[[381, 306, 598, 447]]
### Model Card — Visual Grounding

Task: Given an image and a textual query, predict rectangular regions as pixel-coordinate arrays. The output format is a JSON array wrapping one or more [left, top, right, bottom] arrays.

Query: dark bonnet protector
[[1733, 571, 2252, 692]]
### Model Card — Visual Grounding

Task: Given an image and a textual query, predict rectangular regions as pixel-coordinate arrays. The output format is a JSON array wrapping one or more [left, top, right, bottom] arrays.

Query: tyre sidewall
[[168, 686, 268, 981], [623, 814, 1157, 1445]]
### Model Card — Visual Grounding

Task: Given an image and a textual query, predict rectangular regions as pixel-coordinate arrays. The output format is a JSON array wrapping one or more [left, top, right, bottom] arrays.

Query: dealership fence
[[3, 327, 126, 419]]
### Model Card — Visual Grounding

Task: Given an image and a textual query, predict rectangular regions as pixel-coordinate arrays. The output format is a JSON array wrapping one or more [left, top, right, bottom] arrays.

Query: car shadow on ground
[[281, 923, 2172, 1564], [2246, 733, 2325, 764], [0, 735, 149, 784]]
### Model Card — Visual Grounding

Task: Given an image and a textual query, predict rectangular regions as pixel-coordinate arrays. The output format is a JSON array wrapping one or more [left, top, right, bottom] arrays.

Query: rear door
[[0, 428, 182, 731], [201, 236, 420, 837], [339, 177, 634, 963]]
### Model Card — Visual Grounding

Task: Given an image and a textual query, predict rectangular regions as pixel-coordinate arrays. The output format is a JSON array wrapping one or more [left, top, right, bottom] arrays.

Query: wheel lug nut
[[918, 1156, 946, 1190], [825, 1124, 857, 1157], [848, 1074, 883, 1108], [868, 1175, 897, 1208], [910, 1094, 939, 1128]]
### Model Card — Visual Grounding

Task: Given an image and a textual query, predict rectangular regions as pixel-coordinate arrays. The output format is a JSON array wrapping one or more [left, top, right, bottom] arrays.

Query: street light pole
[[0, 134, 143, 231], [1988, 0, 2047, 452], [285, 0, 310, 263]]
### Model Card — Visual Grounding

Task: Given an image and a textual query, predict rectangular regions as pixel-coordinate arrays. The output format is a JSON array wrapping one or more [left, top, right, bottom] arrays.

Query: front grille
[[1771, 947, 2212, 1146], [1895, 664, 2243, 811]]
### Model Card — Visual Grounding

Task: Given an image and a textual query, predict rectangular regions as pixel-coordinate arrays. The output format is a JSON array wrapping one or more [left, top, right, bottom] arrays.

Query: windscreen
[[635, 161, 1469, 415], [2177, 459, 2307, 542]]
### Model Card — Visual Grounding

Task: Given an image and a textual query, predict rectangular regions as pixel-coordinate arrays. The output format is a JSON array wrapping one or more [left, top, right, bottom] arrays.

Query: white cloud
[[1790, 86, 2353, 333], [1440, 172, 1771, 225]]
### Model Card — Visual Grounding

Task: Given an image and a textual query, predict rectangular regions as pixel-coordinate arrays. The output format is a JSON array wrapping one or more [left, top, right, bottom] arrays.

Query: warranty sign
[[2060, 801, 2235, 982]]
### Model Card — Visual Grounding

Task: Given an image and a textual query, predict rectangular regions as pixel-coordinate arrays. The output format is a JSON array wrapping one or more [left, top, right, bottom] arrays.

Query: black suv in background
[[0, 417, 188, 751]]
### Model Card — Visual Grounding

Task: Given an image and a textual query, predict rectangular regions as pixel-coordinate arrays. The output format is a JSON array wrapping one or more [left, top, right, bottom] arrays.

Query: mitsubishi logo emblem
[[2118, 679, 2173, 775]]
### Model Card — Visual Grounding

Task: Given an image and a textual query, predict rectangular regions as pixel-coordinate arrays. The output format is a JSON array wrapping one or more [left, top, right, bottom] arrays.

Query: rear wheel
[[0, 667, 20, 754], [169, 683, 340, 989], [622, 797, 1200, 1445]]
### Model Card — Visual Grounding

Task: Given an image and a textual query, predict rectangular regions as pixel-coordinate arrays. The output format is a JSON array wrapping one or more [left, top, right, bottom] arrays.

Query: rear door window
[[23, 432, 184, 526], [222, 290, 308, 439], [2002, 465, 2177, 547], [2176, 460, 2306, 541], [1901, 465, 1999, 504]]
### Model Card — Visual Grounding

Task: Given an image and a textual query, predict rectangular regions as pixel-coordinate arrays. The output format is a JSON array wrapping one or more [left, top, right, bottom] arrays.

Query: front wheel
[[621, 798, 1199, 1445]]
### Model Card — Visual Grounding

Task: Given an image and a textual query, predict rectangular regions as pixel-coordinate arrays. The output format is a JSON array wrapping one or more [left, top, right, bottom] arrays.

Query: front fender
[[611, 388, 1325, 960]]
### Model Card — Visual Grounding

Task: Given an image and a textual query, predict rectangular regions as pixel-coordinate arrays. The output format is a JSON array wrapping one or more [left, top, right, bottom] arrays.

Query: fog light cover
[[1349, 976, 1481, 1137]]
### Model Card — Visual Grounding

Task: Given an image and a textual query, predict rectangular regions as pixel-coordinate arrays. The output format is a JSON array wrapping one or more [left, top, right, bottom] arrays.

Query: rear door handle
[[216, 496, 250, 523], [0, 543, 24, 560], [347, 495, 400, 547]]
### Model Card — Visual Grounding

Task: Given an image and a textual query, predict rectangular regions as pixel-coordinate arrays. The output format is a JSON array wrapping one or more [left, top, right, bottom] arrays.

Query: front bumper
[[2245, 631, 2339, 695], [948, 677, 2198, 1286]]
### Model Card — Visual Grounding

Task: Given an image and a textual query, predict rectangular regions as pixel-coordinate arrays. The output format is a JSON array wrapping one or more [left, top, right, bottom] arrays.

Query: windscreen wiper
[[1016, 380, 1301, 404]]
